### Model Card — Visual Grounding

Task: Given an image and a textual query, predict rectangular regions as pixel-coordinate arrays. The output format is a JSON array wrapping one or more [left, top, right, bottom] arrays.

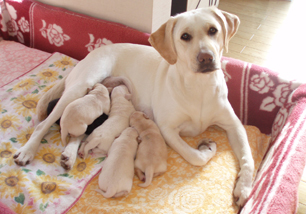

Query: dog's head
[[149, 7, 240, 73]]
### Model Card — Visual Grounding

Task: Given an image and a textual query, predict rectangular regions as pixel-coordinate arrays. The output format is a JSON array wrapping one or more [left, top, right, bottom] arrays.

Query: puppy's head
[[149, 7, 240, 73], [111, 85, 131, 100], [130, 111, 149, 127]]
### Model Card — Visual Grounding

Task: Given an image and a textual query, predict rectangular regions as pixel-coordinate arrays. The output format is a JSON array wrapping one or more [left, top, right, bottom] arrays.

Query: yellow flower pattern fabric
[[69, 126, 270, 214], [0, 53, 105, 213], [0, 52, 271, 214]]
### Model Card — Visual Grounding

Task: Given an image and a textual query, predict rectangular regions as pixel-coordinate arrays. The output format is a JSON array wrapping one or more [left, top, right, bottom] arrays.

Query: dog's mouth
[[197, 66, 219, 73]]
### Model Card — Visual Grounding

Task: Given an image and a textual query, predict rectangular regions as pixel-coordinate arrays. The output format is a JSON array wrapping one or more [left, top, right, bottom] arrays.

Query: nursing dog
[[14, 7, 254, 206], [95, 127, 138, 198], [130, 111, 168, 188]]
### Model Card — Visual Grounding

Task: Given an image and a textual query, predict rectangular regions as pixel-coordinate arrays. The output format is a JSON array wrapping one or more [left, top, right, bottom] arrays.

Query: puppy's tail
[[36, 76, 67, 121], [95, 187, 116, 198], [138, 166, 154, 188]]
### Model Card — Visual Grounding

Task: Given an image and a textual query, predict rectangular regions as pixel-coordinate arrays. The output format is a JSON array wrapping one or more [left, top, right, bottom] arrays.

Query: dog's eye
[[208, 27, 218, 35], [181, 33, 192, 41]]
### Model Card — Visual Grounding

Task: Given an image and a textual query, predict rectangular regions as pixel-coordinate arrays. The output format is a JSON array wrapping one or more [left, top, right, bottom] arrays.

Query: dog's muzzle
[[197, 50, 218, 73]]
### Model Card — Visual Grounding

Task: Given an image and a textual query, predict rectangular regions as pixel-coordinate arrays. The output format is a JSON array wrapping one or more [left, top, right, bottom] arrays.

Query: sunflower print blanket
[[0, 53, 105, 214], [0, 52, 271, 214]]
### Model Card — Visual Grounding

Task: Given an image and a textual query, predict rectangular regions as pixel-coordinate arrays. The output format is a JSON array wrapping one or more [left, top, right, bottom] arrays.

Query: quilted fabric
[[69, 125, 270, 214], [0, 53, 106, 213]]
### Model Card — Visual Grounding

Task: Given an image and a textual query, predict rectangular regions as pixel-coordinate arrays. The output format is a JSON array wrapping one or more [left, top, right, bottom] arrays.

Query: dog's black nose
[[197, 51, 214, 65]]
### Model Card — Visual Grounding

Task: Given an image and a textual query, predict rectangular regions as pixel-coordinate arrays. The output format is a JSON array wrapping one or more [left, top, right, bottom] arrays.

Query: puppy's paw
[[61, 150, 77, 170], [78, 143, 86, 159], [14, 146, 35, 166], [233, 174, 252, 207], [197, 138, 217, 154]]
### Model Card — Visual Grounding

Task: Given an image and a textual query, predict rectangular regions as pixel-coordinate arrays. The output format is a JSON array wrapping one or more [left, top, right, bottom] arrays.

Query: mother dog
[[13, 7, 254, 206]]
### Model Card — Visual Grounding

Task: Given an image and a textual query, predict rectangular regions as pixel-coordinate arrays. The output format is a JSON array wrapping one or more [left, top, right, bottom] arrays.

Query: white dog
[[130, 111, 168, 187], [60, 83, 110, 145], [95, 127, 138, 198], [78, 84, 135, 158], [14, 7, 254, 206]]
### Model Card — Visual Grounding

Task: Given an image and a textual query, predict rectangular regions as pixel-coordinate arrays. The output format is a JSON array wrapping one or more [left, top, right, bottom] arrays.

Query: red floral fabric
[[0, 0, 150, 60]]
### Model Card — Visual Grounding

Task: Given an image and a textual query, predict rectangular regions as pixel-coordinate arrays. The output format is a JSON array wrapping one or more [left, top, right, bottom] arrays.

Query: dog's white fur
[[78, 85, 135, 158], [14, 7, 254, 206], [95, 127, 138, 198], [60, 83, 110, 145], [130, 111, 168, 187]]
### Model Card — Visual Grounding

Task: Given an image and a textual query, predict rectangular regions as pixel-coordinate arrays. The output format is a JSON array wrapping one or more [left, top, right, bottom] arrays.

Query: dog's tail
[[36, 76, 67, 121], [138, 166, 154, 188]]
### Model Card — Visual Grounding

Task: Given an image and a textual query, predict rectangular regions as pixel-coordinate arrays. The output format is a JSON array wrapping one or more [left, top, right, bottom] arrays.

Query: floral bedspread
[[0, 53, 106, 214], [0, 50, 271, 214]]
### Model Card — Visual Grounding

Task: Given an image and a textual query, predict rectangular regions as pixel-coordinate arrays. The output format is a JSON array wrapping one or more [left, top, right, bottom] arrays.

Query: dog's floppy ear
[[149, 17, 178, 65], [212, 7, 240, 53]]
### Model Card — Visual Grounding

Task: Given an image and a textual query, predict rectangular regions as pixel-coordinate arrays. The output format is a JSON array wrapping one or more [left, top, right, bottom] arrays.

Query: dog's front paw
[[13, 146, 35, 166], [197, 138, 217, 154], [233, 175, 252, 207], [61, 150, 77, 170]]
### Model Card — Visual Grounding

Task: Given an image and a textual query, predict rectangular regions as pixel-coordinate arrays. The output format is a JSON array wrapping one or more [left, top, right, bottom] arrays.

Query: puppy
[[95, 127, 138, 198], [47, 98, 109, 135], [130, 111, 168, 187], [79, 85, 135, 158], [60, 83, 110, 145]]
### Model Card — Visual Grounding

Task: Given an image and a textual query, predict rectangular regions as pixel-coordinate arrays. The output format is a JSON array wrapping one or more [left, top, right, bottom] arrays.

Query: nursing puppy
[[60, 83, 110, 145], [78, 85, 135, 158], [130, 111, 168, 187], [95, 127, 138, 198]]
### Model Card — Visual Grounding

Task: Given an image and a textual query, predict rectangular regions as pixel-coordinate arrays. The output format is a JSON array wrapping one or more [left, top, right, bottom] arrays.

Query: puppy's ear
[[212, 7, 240, 53], [149, 17, 178, 65], [137, 136, 142, 144], [107, 87, 112, 94], [142, 112, 150, 120], [124, 93, 132, 101]]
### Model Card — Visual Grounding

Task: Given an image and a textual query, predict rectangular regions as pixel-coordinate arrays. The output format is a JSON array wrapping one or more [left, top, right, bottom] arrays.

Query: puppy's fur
[[47, 98, 109, 135], [78, 85, 135, 158], [15, 7, 254, 206], [130, 111, 167, 187], [60, 83, 110, 145], [95, 127, 138, 198]]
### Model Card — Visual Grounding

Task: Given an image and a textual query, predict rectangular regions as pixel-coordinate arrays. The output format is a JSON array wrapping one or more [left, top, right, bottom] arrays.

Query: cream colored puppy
[[60, 83, 110, 145], [95, 127, 138, 198], [78, 85, 135, 158], [130, 111, 168, 188]]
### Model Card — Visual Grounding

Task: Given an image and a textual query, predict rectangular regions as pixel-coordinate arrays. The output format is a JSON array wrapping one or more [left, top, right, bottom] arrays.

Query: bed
[[1, 0, 306, 213]]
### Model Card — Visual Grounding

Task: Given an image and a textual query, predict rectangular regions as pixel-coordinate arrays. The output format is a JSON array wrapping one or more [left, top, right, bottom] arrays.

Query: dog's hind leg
[[36, 76, 67, 121], [14, 86, 88, 166]]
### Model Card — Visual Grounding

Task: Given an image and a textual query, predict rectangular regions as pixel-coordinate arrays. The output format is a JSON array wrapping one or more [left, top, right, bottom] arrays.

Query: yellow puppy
[[130, 111, 168, 187]]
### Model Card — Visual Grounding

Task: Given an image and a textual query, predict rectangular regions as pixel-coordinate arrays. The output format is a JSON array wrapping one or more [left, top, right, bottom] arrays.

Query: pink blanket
[[0, 40, 50, 87]]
